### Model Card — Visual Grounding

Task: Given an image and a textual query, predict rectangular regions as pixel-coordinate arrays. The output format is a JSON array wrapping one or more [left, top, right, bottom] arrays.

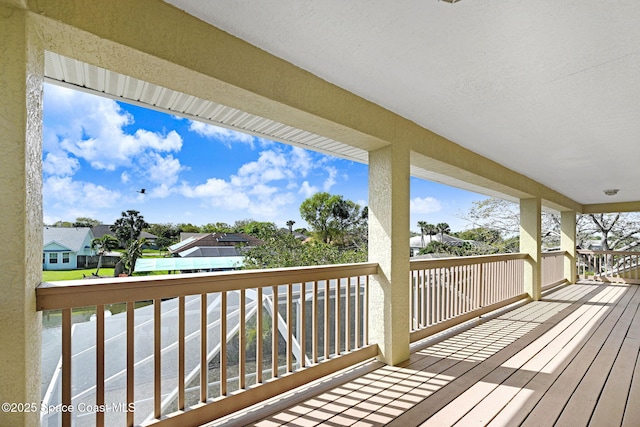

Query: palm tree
[[436, 222, 451, 242], [120, 238, 147, 276], [425, 223, 438, 242], [286, 220, 295, 234], [90, 234, 119, 276], [417, 221, 428, 247]]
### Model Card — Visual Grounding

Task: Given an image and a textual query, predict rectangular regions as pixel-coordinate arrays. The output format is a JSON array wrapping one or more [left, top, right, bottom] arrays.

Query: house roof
[[169, 233, 264, 255], [179, 246, 242, 258], [43, 227, 93, 252]]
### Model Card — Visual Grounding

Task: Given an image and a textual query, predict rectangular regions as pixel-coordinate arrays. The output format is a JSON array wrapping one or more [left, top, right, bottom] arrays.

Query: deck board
[[224, 282, 640, 427]]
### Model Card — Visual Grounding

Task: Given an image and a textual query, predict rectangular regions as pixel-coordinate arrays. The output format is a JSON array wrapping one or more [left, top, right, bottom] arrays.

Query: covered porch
[[4, 1, 640, 426]]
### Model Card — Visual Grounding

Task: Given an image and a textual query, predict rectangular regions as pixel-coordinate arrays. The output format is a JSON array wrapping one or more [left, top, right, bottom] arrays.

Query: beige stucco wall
[[520, 198, 542, 301], [368, 144, 411, 365], [0, 4, 43, 426]]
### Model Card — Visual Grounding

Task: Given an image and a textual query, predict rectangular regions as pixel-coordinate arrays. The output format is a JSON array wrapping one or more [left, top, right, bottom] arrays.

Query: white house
[[43, 227, 95, 270]]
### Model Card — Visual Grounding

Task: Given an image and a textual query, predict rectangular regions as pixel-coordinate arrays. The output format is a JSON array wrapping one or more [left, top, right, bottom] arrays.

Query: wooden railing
[[409, 253, 529, 342], [577, 250, 640, 284], [541, 250, 568, 290], [36, 263, 378, 427]]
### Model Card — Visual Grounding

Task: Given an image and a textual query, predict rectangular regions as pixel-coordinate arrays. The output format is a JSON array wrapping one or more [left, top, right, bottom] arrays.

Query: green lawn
[[42, 268, 173, 282], [42, 268, 115, 282]]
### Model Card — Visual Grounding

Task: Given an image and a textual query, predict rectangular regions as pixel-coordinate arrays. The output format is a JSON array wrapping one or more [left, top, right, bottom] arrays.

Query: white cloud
[[410, 196, 443, 214], [121, 171, 130, 183], [141, 153, 184, 186], [290, 147, 313, 177], [44, 84, 183, 172], [299, 181, 318, 198], [44, 176, 122, 210], [42, 153, 80, 176], [323, 166, 337, 191], [188, 121, 255, 147], [180, 147, 323, 218]]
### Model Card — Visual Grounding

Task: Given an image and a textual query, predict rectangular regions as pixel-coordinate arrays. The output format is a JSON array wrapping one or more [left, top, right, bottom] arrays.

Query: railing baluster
[[126, 301, 134, 427], [345, 277, 350, 352], [239, 289, 246, 388], [300, 281, 306, 367], [312, 281, 319, 362], [178, 296, 185, 410], [154, 299, 161, 419], [335, 278, 341, 356], [96, 305, 105, 427], [256, 288, 263, 384], [355, 278, 361, 349], [62, 308, 72, 427], [286, 284, 293, 373], [364, 275, 369, 345], [272, 286, 278, 378], [420, 269, 426, 327], [221, 292, 227, 395], [200, 293, 207, 402], [324, 280, 330, 360]]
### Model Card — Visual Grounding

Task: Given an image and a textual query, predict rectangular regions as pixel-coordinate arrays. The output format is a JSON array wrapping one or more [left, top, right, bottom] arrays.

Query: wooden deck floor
[[238, 281, 640, 427]]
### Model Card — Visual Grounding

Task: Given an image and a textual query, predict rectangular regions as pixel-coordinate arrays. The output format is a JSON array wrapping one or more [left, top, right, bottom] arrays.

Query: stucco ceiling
[[162, 0, 640, 207]]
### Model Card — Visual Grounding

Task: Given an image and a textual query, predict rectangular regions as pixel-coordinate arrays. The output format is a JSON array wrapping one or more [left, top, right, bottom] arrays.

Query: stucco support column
[[0, 5, 44, 426], [520, 198, 542, 301], [368, 143, 410, 365], [561, 210, 577, 284]]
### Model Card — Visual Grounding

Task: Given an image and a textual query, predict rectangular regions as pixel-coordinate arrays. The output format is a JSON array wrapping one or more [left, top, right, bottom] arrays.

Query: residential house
[[169, 232, 264, 257], [42, 227, 95, 270]]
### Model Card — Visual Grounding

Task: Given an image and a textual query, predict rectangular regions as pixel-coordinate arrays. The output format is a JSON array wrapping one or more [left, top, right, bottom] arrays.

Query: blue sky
[[42, 83, 486, 232]]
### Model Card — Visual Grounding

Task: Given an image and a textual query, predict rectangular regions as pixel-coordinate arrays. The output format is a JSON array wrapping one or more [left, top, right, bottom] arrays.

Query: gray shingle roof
[[43, 227, 93, 252]]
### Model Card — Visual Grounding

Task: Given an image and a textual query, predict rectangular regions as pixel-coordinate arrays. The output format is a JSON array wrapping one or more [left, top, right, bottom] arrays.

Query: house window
[[62, 253, 70, 263], [42, 253, 45, 264], [49, 253, 58, 264]]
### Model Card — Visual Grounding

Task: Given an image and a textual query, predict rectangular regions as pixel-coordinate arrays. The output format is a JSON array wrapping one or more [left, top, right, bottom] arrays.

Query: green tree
[[155, 236, 173, 255], [235, 220, 278, 240], [417, 221, 429, 247], [119, 238, 147, 275], [52, 220, 73, 227], [177, 223, 200, 233], [111, 210, 148, 246], [90, 234, 119, 275], [243, 230, 366, 269], [146, 223, 180, 242], [436, 222, 451, 241], [73, 217, 102, 228], [200, 222, 232, 233], [299, 192, 367, 247]]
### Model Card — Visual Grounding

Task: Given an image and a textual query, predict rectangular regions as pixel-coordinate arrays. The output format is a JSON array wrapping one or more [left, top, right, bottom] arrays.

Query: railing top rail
[[410, 253, 529, 270], [577, 249, 640, 256], [36, 262, 379, 311]]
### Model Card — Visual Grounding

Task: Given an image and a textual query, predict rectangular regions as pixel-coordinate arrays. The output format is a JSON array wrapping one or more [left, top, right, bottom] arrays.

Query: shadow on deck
[[215, 281, 640, 427]]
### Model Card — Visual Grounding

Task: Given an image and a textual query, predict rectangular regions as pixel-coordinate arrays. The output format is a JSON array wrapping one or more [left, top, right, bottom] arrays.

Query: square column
[[561, 210, 577, 284], [520, 198, 542, 300], [368, 143, 410, 365], [0, 5, 44, 426]]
